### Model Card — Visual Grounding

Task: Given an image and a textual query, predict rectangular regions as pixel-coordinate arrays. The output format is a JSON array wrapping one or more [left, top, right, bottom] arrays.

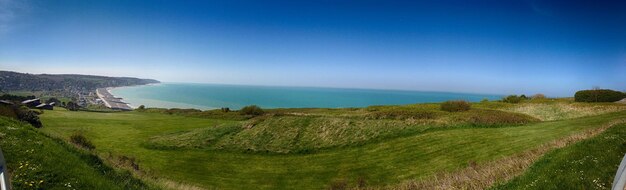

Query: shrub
[[574, 89, 626, 102], [137, 105, 145, 110], [480, 98, 489, 103], [66, 101, 80, 111], [441, 100, 471, 112], [221, 107, 230, 112], [502, 95, 523, 103], [70, 133, 95, 150], [240, 105, 264, 116]]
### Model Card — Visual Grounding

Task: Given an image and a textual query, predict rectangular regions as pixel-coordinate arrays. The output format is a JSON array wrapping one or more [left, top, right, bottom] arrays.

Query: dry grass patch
[[505, 103, 626, 121]]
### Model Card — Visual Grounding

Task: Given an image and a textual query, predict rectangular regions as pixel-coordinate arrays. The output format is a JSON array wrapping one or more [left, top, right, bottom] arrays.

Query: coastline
[[96, 88, 133, 110]]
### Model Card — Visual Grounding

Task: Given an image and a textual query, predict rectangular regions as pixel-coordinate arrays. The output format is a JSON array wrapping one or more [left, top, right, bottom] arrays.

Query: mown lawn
[[493, 123, 626, 189], [38, 108, 626, 189], [0, 116, 153, 189]]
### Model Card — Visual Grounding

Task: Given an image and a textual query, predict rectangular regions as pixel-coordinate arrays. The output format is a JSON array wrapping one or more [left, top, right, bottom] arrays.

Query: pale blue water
[[109, 83, 503, 110]]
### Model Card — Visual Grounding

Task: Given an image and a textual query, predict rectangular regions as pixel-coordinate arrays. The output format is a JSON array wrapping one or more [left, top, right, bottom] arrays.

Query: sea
[[109, 83, 503, 110]]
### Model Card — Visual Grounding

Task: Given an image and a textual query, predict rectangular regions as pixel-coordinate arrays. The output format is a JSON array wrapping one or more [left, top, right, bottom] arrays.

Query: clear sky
[[0, 0, 625, 96]]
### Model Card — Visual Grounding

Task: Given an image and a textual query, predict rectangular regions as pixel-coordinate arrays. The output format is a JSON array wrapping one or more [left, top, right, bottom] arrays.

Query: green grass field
[[32, 101, 626, 189], [0, 117, 153, 189], [493, 123, 626, 189]]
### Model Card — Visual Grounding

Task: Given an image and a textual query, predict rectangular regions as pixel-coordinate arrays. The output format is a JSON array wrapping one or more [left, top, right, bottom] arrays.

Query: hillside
[[0, 116, 153, 189], [37, 101, 626, 189], [0, 70, 159, 98]]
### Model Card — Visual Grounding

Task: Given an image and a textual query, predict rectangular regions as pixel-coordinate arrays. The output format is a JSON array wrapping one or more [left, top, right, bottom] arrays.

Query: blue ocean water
[[109, 83, 503, 110]]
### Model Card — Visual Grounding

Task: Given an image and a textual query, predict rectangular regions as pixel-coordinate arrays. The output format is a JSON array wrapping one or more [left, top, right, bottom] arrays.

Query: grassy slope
[[493, 123, 626, 189], [0, 117, 152, 189], [38, 107, 626, 189]]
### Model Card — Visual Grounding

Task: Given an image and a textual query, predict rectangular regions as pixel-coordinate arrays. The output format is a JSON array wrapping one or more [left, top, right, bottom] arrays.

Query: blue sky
[[0, 0, 625, 96]]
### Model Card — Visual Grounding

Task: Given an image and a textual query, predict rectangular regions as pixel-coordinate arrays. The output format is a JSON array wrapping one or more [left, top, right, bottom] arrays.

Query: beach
[[96, 88, 132, 110]]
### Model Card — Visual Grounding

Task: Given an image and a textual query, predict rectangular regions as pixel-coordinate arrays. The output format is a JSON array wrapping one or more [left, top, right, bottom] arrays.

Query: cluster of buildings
[[0, 98, 55, 110], [22, 99, 55, 110]]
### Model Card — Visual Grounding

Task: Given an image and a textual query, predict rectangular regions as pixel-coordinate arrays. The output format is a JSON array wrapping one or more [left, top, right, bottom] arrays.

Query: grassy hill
[[34, 101, 626, 189], [493, 123, 626, 189], [0, 116, 153, 189]]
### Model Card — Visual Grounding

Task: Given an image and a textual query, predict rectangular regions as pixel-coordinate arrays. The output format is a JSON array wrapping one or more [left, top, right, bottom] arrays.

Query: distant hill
[[0, 70, 159, 93]]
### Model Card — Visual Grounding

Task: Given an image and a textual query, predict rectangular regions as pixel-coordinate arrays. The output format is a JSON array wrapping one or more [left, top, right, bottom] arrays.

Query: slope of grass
[[0, 117, 152, 189], [492, 123, 626, 189], [503, 102, 626, 121], [38, 107, 626, 189]]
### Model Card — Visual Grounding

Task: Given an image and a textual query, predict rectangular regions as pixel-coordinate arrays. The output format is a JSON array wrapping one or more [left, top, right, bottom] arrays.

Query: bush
[[66, 101, 80, 111], [441, 100, 471, 112], [137, 105, 145, 110], [221, 107, 230, 112], [502, 95, 523, 103], [574, 89, 626, 102], [70, 133, 95, 150], [240, 105, 264, 116]]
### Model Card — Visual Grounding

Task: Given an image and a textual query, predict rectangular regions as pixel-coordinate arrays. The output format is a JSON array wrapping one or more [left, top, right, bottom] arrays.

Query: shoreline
[[96, 87, 133, 110]]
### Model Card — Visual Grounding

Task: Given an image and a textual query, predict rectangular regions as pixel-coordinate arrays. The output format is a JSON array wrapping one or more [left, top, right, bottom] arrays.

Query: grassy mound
[[0, 117, 152, 189], [493, 123, 626, 189], [145, 106, 538, 154], [503, 102, 626, 121]]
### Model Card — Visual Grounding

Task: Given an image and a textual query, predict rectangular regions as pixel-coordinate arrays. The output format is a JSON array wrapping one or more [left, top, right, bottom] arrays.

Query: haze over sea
[[109, 83, 502, 110]]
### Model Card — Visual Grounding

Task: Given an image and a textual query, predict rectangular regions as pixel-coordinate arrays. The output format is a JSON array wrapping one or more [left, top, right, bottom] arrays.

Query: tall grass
[[505, 103, 626, 121]]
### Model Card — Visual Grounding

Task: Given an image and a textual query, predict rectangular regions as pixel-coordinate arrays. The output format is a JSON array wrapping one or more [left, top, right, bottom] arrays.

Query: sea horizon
[[109, 82, 504, 110]]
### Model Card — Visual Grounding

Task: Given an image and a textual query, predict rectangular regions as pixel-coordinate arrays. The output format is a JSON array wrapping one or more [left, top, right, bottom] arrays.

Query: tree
[[66, 101, 80, 111], [138, 105, 146, 110]]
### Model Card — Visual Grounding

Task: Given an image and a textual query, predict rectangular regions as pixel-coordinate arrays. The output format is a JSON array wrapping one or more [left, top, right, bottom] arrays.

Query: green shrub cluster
[[574, 89, 626, 102], [440, 100, 471, 112], [70, 133, 96, 150], [0, 104, 42, 128], [240, 105, 264, 116], [502, 95, 526, 103]]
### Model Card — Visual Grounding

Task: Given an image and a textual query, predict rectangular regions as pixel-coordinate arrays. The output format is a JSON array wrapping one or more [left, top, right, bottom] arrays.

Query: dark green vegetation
[[502, 95, 526, 103], [0, 103, 42, 128], [0, 116, 153, 189], [35, 100, 626, 189], [575, 89, 626, 102], [494, 123, 626, 189], [0, 70, 159, 100], [440, 100, 471, 112], [240, 105, 265, 115]]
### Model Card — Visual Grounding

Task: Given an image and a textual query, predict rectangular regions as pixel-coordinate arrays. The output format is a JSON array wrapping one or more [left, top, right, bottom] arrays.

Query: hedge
[[574, 89, 626, 102]]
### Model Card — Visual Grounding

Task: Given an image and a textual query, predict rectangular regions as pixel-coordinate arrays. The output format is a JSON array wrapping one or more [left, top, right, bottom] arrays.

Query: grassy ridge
[[493, 123, 626, 189], [38, 106, 626, 189], [0, 117, 152, 189]]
